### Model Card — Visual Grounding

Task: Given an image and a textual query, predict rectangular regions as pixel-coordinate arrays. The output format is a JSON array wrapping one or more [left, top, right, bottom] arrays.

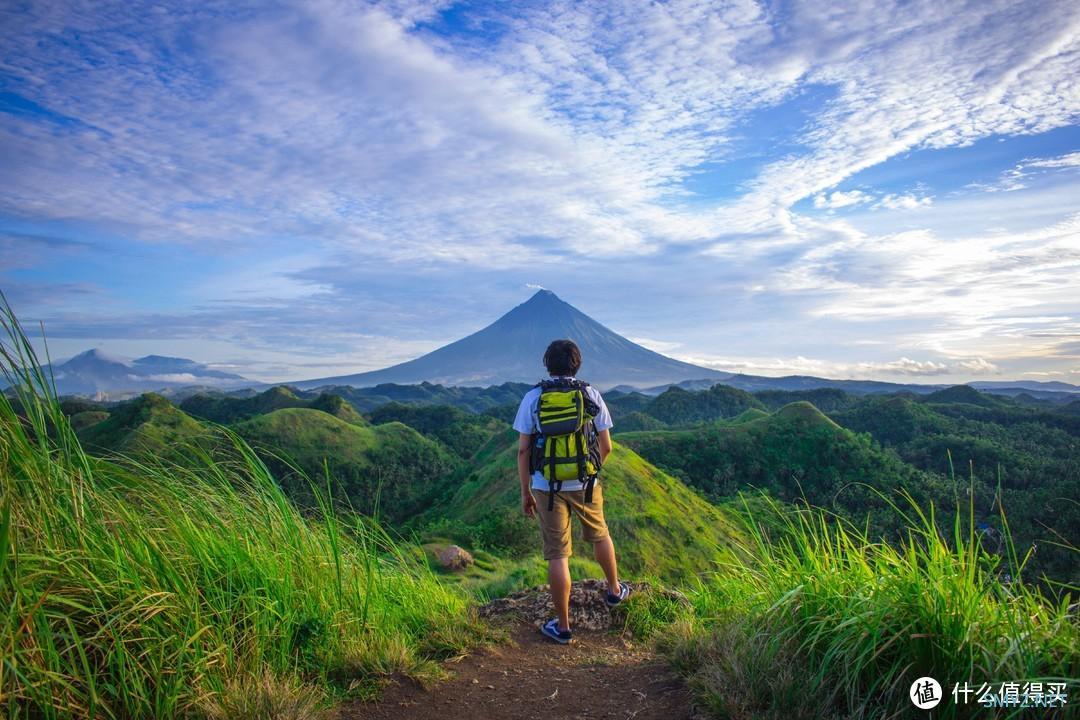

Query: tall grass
[[0, 295, 483, 719], [637, 491, 1078, 719]]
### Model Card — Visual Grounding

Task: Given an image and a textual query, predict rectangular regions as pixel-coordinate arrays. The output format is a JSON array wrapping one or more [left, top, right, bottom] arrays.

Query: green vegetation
[[0, 300, 485, 719], [7, 299, 1078, 719], [754, 387, 854, 412], [232, 408, 461, 524], [627, 492, 1078, 719], [68, 409, 109, 431], [617, 382, 1079, 588], [77, 392, 206, 456], [629, 384, 764, 426], [421, 542, 605, 600], [180, 386, 320, 424], [618, 402, 927, 539], [314, 381, 532, 414], [833, 393, 1080, 585], [423, 429, 748, 584], [366, 402, 504, 458]]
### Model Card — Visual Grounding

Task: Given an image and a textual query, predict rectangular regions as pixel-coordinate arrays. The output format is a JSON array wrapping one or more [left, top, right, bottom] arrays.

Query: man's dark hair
[[543, 339, 582, 376]]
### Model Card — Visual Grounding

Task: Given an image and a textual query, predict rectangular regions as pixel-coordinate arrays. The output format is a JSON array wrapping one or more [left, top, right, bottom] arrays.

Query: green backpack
[[529, 378, 603, 510]]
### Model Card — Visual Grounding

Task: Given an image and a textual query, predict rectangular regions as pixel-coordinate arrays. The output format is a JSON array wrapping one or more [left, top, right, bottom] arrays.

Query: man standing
[[513, 339, 629, 644]]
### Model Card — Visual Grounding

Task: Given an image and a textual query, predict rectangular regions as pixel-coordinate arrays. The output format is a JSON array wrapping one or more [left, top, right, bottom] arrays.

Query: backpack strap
[[547, 438, 559, 511], [583, 474, 596, 504]]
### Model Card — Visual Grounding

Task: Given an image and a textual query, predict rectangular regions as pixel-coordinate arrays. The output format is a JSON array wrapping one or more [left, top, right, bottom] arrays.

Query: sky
[[1, 0, 1079, 385]]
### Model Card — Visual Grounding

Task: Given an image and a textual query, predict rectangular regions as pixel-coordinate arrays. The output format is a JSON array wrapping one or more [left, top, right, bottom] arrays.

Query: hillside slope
[[618, 402, 928, 537], [77, 392, 207, 455], [232, 408, 460, 523], [428, 428, 746, 584]]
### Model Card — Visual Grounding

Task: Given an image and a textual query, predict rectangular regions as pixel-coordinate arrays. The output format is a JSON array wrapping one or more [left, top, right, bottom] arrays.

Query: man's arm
[[598, 428, 612, 464], [518, 433, 537, 517]]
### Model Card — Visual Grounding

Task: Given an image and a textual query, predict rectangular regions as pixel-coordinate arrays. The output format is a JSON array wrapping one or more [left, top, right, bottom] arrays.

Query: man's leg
[[548, 557, 572, 632], [534, 489, 573, 632], [593, 536, 621, 596], [575, 483, 621, 596]]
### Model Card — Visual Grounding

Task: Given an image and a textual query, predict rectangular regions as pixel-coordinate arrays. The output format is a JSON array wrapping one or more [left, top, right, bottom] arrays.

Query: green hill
[[618, 401, 926, 536], [644, 384, 764, 425], [319, 381, 533, 413], [367, 402, 503, 458], [77, 393, 207, 455], [922, 384, 1001, 408], [232, 408, 460, 524], [832, 393, 1080, 585], [307, 392, 368, 425], [729, 407, 769, 424], [614, 410, 668, 432], [829, 394, 947, 445], [601, 390, 653, 417], [69, 409, 109, 431], [179, 385, 308, 423], [426, 429, 747, 584], [754, 387, 854, 412]]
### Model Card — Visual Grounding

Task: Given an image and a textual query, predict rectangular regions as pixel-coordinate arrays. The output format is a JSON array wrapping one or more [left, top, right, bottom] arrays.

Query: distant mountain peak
[[69, 348, 129, 364], [295, 291, 731, 390], [44, 348, 252, 398]]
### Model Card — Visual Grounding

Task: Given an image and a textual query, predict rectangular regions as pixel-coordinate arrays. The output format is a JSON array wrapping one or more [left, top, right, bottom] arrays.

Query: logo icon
[[911, 677, 943, 709]]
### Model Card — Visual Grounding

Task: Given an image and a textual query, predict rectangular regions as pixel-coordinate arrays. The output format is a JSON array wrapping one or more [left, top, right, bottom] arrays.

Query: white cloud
[[814, 190, 871, 209], [677, 352, 999, 380], [1026, 151, 1080, 169], [877, 193, 933, 210], [812, 190, 934, 211], [626, 336, 682, 353], [3, 0, 1077, 259]]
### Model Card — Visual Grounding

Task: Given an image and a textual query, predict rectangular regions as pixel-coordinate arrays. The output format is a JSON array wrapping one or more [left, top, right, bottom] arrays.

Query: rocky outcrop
[[479, 579, 688, 632], [435, 544, 474, 570]]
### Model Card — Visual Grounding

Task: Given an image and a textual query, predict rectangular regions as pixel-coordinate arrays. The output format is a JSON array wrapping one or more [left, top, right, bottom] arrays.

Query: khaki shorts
[[531, 482, 609, 560]]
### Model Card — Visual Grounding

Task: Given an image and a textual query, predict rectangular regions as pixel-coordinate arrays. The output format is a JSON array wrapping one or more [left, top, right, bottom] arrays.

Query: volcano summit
[[295, 290, 729, 390]]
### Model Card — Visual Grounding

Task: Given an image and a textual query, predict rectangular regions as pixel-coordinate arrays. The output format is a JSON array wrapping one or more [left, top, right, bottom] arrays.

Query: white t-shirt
[[512, 377, 614, 491]]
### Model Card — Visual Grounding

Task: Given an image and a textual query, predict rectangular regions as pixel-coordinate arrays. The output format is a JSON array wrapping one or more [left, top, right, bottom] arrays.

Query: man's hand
[[522, 492, 537, 518]]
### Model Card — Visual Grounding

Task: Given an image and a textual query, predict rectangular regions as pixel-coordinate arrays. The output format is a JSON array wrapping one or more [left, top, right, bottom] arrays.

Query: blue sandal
[[605, 582, 631, 607], [540, 618, 573, 644]]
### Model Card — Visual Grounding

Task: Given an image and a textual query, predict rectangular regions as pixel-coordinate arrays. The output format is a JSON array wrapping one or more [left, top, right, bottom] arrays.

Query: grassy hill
[[618, 402, 928, 538], [316, 381, 533, 413], [366, 402, 504, 458], [3, 367, 479, 719], [832, 393, 1080, 585], [179, 385, 310, 423], [77, 392, 207, 456], [69, 409, 109, 431], [643, 384, 764, 425], [308, 392, 367, 425], [232, 408, 460, 524], [921, 383, 1003, 408], [423, 428, 747, 584]]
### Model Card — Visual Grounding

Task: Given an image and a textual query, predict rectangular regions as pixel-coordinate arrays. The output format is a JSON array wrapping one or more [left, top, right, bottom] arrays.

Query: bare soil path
[[339, 621, 701, 720], [339, 578, 708, 720]]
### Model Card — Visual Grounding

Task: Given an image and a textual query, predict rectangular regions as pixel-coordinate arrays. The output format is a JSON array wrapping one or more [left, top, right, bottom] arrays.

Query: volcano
[[294, 290, 730, 390]]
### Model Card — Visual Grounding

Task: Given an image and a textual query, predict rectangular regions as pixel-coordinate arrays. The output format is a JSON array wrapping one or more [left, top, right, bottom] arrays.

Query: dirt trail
[[339, 621, 700, 720], [341, 621, 704, 716]]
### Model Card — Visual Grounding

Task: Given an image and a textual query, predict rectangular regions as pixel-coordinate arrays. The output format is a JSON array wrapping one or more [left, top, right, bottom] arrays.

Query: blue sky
[[1, 0, 1078, 384]]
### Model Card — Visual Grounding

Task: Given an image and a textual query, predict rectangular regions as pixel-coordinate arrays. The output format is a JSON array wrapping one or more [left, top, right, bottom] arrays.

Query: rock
[[478, 579, 688, 632], [436, 544, 474, 570]]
